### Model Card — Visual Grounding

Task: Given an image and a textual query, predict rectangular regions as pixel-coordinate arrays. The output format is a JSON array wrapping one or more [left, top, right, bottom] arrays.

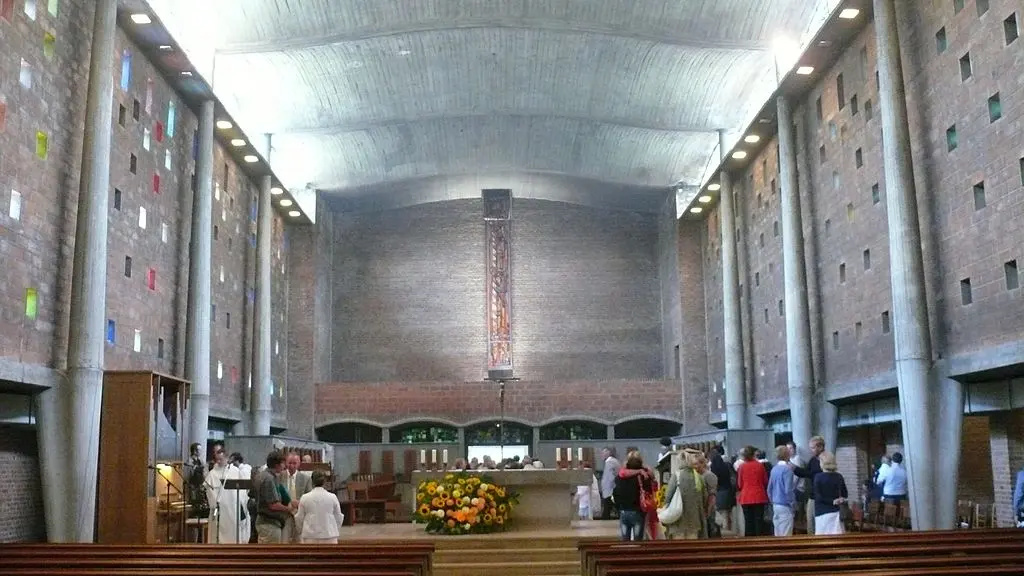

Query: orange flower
[[455, 511, 466, 522], [447, 519, 455, 528]]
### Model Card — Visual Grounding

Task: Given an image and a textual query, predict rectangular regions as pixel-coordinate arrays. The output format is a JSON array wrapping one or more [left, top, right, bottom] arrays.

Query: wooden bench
[[579, 529, 1024, 576], [0, 543, 434, 576]]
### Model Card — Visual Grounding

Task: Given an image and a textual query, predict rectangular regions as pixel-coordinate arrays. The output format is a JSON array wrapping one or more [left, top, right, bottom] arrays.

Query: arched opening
[[316, 422, 383, 444], [390, 421, 459, 444], [613, 418, 681, 440], [464, 420, 533, 463], [539, 419, 608, 441]]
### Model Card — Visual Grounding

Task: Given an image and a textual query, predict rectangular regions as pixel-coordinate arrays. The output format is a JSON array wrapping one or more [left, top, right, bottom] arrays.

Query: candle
[[556, 447, 562, 465], [442, 449, 448, 466], [577, 447, 583, 465], [420, 449, 426, 466], [431, 449, 437, 464]]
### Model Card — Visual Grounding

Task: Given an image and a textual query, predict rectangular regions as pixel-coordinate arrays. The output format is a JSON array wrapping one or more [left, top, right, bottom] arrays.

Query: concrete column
[[776, 96, 814, 454], [381, 428, 391, 444], [186, 101, 215, 449], [874, 0, 962, 530], [606, 425, 616, 441], [251, 175, 274, 434], [313, 192, 334, 383], [36, 0, 117, 543], [718, 130, 747, 428]]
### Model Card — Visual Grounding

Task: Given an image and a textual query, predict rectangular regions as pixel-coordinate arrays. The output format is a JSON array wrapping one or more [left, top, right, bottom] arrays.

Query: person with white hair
[[294, 470, 344, 544]]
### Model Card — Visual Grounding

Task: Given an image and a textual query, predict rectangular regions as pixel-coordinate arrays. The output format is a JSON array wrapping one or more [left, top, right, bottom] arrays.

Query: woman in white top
[[294, 470, 345, 544], [204, 445, 250, 543]]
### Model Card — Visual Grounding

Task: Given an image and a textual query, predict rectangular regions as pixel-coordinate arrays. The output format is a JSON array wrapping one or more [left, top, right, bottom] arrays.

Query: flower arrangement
[[414, 472, 520, 535], [654, 483, 667, 508]]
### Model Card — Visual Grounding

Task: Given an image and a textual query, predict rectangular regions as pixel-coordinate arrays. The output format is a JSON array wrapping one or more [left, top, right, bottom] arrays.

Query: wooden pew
[[580, 529, 1024, 576], [0, 543, 433, 576]]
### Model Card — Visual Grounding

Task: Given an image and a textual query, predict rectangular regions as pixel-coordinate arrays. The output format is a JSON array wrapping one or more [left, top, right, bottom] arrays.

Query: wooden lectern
[[96, 371, 191, 544]]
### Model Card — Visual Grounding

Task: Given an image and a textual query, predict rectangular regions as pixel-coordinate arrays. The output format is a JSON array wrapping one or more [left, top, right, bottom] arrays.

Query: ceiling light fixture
[[270, 187, 283, 195], [216, 120, 233, 130], [796, 66, 815, 75], [690, 207, 704, 214], [698, 196, 712, 204], [279, 199, 294, 207], [839, 8, 860, 19], [130, 13, 152, 24], [243, 155, 258, 163], [398, 49, 412, 56], [158, 45, 173, 51], [707, 183, 721, 191], [288, 210, 301, 217], [732, 151, 748, 159], [744, 134, 761, 143], [180, 71, 193, 77], [230, 138, 246, 147]]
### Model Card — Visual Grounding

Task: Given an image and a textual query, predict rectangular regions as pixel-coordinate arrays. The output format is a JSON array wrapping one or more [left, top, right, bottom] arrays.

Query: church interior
[[2, 0, 1024, 574]]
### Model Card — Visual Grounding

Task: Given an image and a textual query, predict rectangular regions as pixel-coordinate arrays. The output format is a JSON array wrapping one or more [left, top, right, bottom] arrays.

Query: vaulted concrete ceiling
[[148, 0, 834, 196]]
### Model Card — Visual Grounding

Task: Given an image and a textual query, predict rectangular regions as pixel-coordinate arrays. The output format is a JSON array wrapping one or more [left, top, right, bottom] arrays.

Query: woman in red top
[[735, 445, 769, 537]]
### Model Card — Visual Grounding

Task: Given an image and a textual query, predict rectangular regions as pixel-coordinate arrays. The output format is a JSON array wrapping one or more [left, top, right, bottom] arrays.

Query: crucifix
[[485, 375, 519, 460]]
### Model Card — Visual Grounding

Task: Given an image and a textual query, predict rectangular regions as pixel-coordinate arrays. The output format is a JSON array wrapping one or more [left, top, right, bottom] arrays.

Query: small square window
[[106, 320, 116, 344], [829, 121, 838, 140], [35, 132, 48, 160], [152, 173, 160, 194], [144, 78, 153, 115], [25, 288, 38, 320], [9, 189, 22, 220], [132, 99, 140, 121], [24, 0, 35, 20], [1006, 14, 1020, 45], [871, 183, 880, 205], [832, 331, 840, 350], [855, 148, 863, 168], [960, 278, 973, 305], [837, 73, 846, 109], [133, 329, 142, 353], [778, 299, 784, 317], [773, 220, 779, 237], [118, 104, 127, 127], [155, 121, 164, 142], [1006, 260, 1020, 290], [946, 125, 958, 151], [161, 222, 169, 243], [851, 94, 859, 116], [757, 193, 762, 209], [113, 188, 122, 210], [936, 27, 948, 53], [855, 322, 863, 341], [815, 96, 823, 121], [759, 233, 765, 248], [129, 153, 137, 174], [863, 249, 871, 270], [973, 181, 986, 210], [977, 0, 989, 16], [960, 52, 973, 81], [226, 312, 231, 329], [825, 218, 832, 236], [847, 202, 855, 222], [770, 179, 776, 195], [43, 32, 55, 59], [833, 171, 841, 190], [143, 128, 151, 151], [865, 99, 873, 120], [954, 0, 964, 14], [1019, 157, 1024, 186], [839, 262, 847, 284], [819, 145, 827, 164], [217, 361, 224, 381], [988, 93, 1002, 122], [164, 150, 172, 171], [139, 206, 147, 229], [124, 256, 133, 277], [147, 268, 156, 290], [157, 338, 165, 359], [219, 265, 225, 283], [213, 225, 219, 240], [755, 272, 761, 287], [882, 311, 891, 334]]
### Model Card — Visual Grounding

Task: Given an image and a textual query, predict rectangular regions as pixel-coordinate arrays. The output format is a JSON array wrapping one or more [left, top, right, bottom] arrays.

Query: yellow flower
[[499, 503, 507, 513], [452, 489, 462, 499], [457, 478, 466, 485], [444, 474, 455, 481], [496, 516, 504, 525], [427, 485, 437, 495], [446, 499, 455, 507], [431, 497, 443, 508], [496, 488, 506, 497], [417, 504, 430, 516]]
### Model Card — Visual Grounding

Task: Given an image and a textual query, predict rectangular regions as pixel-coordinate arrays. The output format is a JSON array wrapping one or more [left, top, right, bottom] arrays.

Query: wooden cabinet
[[96, 371, 190, 544]]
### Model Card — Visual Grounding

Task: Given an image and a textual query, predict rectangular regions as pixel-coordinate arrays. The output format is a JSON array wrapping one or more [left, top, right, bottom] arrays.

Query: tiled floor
[[342, 519, 619, 541]]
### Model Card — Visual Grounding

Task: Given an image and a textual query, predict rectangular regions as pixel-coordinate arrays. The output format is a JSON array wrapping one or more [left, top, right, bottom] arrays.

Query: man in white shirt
[[294, 471, 344, 544], [877, 452, 907, 504], [600, 447, 621, 520], [282, 452, 312, 542]]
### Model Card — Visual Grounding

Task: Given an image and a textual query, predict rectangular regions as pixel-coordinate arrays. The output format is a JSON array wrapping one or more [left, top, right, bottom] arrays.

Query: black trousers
[[601, 497, 617, 520], [742, 503, 767, 537]]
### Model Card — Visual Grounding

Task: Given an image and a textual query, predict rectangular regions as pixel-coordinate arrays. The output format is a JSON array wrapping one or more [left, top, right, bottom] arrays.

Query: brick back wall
[[989, 410, 1024, 526], [959, 415, 995, 504], [679, 221, 712, 432], [286, 225, 315, 438], [316, 379, 683, 427], [0, 426, 45, 542], [702, 213, 725, 417], [331, 198, 662, 382]]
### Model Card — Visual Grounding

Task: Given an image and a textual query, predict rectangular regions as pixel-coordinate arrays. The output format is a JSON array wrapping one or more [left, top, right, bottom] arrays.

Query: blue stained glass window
[[120, 50, 132, 92], [106, 319, 116, 344], [167, 101, 176, 138]]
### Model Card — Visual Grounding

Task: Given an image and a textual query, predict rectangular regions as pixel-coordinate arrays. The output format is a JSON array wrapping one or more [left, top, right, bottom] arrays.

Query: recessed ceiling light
[[818, 40, 833, 47], [130, 13, 152, 24], [270, 187, 283, 195], [288, 210, 301, 217], [707, 183, 721, 191], [796, 66, 815, 75], [698, 196, 712, 204], [216, 120, 233, 130], [243, 155, 258, 163], [732, 151, 748, 159], [690, 207, 704, 214], [758, 117, 772, 124], [744, 134, 761, 143], [180, 71, 193, 77], [398, 49, 412, 56], [158, 45, 173, 51], [839, 8, 860, 19], [279, 199, 294, 207], [230, 138, 246, 147]]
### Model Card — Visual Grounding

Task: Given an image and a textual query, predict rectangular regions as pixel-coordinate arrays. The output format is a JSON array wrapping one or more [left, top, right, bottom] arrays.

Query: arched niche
[[613, 418, 681, 440], [539, 419, 608, 441], [316, 422, 383, 444], [390, 421, 459, 444]]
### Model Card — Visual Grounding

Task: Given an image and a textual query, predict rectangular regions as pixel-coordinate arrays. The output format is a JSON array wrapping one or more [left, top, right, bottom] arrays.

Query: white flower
[[463, 523, 471, 530], [480, 483, 489, 491]]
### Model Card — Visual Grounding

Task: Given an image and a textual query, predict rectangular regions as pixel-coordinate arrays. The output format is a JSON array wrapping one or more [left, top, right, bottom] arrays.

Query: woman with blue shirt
[[812, 451, 848, 535]]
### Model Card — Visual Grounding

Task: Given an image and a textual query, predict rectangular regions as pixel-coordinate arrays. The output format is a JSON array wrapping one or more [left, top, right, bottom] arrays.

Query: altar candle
[[556, 447, 562, 465], [577, 447, 583, 465], [431, 449, 437, 464], [420, 450, 426, 466], [442, 449, 448, 466]]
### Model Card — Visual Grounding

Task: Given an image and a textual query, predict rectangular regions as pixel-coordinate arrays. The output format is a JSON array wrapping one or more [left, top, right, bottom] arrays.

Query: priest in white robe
[[204, 445, 251, 544]]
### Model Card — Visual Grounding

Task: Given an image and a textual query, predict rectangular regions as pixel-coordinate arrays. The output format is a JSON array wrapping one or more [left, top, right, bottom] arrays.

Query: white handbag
[[657, 471, 684, 525]]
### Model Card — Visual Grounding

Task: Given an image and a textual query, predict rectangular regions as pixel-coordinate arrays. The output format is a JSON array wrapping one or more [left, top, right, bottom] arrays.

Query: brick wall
[[959, 415, 994, 505], [988, 410, 1024, 526], [316, 379, 683, 427], [286, 225, 315, 438], [678, 221, 712, 431], [702, 212, 725, 417], [0, 426, 45, 542], [331, 198, 662, 382]]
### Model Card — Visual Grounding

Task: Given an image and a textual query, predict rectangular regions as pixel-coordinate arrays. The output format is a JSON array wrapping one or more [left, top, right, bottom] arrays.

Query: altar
[[411, 469, 593, 529]]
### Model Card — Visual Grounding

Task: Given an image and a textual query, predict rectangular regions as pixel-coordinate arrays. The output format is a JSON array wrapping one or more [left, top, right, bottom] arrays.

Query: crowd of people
[[185, 444, 344, 544]]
